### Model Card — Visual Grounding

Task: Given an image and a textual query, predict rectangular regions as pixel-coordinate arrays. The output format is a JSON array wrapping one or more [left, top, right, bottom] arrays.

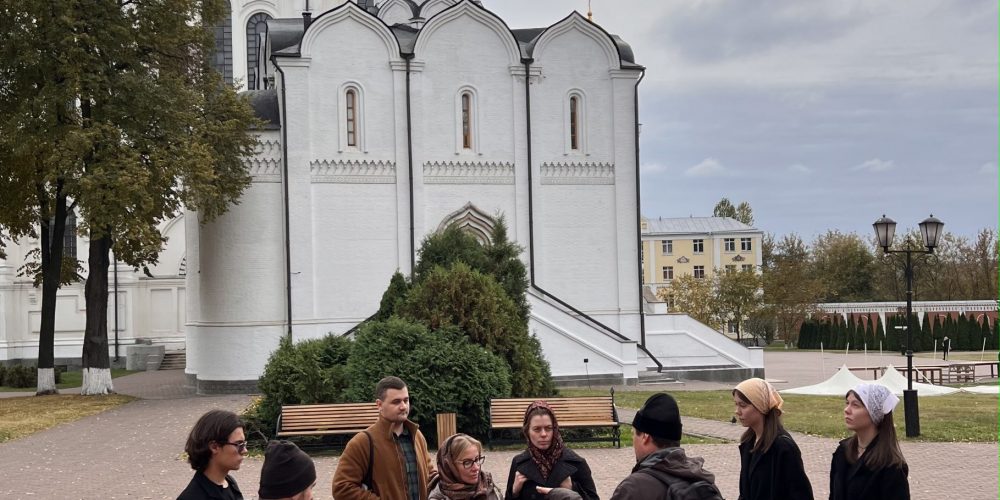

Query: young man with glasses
[[178, 409, 248, 500], [333, 376, 437, 500]]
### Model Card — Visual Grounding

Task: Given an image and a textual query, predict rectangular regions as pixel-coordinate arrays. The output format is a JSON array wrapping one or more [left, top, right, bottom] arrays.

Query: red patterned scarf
[[523, 401, 564, 479]]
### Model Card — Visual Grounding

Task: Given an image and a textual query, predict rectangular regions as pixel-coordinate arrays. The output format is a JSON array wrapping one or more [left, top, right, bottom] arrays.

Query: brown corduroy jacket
[[332, 416, 435, 500]]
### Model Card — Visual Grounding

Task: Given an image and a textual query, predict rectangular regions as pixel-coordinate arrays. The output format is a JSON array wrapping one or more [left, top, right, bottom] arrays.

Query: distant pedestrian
[[609, 393, 722, 500], [178, 409, 247, 500], [942, 336, 951, 360], [429, 433, 501, 500], [830, 383, 910, 500], [258, 440, 316, 500], [504, 401, 599, 500], [732, 378, 813, 500]]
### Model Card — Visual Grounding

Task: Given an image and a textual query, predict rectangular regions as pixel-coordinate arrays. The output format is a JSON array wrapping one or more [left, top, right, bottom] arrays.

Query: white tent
[[780, 365, 867, 395], [876, 365, 960, 396], [962, 385, 999, 395]]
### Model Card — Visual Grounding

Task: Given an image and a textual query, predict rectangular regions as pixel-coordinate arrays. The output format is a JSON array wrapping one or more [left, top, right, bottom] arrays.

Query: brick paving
[[0, 355, 996, 499]]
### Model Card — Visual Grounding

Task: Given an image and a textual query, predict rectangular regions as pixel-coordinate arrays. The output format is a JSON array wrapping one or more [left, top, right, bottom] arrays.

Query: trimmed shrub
[[3, 365, 36, 388], [344, 318, 512, 442], [400, 262, 554, 397], [253, 335, 354, 436]]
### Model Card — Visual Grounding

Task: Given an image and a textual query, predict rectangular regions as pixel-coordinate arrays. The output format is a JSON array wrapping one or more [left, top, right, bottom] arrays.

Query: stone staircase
[[159, 351, 186, 370]]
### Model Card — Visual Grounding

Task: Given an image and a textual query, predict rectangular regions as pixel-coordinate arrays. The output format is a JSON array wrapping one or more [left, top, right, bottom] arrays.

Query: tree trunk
[[36, 187, 67, 396], [82, 231, 114, 395]]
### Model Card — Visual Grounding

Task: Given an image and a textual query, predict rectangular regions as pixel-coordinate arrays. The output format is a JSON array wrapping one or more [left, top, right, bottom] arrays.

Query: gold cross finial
[[587, 0, 593, 21]]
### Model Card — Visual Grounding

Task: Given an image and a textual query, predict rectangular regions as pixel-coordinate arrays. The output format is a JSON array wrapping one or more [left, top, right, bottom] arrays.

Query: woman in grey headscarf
[[829, 383, 910, 500]]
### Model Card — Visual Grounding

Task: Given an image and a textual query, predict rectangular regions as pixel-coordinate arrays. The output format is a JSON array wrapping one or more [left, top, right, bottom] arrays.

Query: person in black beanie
[[609, 393, 723, 500], [259, 441, 317, 500]]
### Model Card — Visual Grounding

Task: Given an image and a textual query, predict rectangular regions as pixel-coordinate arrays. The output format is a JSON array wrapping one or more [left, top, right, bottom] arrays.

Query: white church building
[[0, 0, 763, 393]]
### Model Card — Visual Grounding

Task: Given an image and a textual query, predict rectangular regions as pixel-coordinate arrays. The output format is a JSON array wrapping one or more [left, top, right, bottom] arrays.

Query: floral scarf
[[523, 401, 564, 480], [434, 434, 498, 500]]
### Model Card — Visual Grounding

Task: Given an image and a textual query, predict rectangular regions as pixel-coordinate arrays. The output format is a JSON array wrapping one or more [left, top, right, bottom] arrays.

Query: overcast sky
[[483, 0, 998, 240]]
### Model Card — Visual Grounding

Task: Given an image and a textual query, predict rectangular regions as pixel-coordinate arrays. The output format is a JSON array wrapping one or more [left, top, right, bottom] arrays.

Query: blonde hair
[[444, 434, 482, 459]]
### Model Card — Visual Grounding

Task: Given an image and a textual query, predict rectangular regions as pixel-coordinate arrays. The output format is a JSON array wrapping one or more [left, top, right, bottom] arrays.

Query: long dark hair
[[845, 390, 907, 470], [734, 389, 783, 454]]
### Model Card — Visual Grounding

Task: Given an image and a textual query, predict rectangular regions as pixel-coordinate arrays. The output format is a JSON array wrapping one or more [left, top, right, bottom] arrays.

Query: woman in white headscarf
[[830, 383, 910, 500]]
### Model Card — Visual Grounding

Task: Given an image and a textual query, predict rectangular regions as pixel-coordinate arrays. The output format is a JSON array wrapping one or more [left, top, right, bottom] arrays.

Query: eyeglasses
[[223, 440, 248, 452], [457, 456, 486, 469]]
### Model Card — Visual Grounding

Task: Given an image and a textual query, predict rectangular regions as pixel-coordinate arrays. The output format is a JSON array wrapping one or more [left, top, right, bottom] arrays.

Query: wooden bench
[[488, 391, 620, 448], [276, 403, 379, 437], [947, 364, 976, 384]]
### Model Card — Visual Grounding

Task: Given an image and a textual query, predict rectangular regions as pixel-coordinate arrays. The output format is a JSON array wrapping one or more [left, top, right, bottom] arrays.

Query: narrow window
[[724, 238, 735, 252], [346, 89, 357, 147], [662, 266, 674, 281], [742, 264, 754, 272], [725, 264, 736, 274], [462, 93, 472, 149], [694, 265, 706, 279], [693, 239, 704, 253], [661, 240, 672, 255], [570, 96, 579, 150], [741, 237, 753, 251]]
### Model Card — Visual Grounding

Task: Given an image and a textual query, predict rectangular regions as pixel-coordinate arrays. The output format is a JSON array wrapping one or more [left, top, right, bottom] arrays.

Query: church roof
[[243, 88, 280, 130], [643, 217, 759, 236]]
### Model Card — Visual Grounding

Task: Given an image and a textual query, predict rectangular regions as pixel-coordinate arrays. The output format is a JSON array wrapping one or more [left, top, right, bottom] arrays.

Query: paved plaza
[[0, 351, 996, 499]]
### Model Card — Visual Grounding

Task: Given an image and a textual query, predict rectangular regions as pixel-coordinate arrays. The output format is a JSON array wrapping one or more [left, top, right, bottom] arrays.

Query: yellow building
[[640, 216, 763, 294]]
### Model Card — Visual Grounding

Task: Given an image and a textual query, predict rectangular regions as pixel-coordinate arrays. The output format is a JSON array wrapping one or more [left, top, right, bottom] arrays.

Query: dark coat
[[829, 437, 910, 500], [177, 472, 243, 500], [609, 447, 719, 500], [503, 448, 599, 500], [737, 431, 814, 500]]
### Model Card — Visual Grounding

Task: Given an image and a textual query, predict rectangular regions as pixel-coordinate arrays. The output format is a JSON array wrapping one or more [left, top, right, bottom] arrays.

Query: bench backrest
[[489, 397, 617, 429], [277, 403, 380, 436]]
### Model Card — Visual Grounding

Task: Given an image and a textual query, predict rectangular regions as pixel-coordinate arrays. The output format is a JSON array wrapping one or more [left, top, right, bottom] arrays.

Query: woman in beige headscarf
[[732, 378, 813, 500], [429, 434, 501, 500]]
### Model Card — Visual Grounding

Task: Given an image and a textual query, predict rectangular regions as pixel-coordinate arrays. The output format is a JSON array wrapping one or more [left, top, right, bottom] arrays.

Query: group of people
[[178, 376, 910, 500]]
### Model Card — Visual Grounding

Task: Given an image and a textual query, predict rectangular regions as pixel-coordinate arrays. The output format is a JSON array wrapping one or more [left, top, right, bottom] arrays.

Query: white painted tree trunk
[[36, 367, 58, 395], [80, 367, 115, 395]]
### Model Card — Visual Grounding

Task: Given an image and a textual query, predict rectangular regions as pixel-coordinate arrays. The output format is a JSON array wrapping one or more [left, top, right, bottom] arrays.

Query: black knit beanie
[[258, 440, 316, 499], [631, 393, 682, 441]]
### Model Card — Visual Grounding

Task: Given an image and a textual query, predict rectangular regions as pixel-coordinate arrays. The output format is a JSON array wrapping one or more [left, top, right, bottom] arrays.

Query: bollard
[[436, 412, 457, 448]]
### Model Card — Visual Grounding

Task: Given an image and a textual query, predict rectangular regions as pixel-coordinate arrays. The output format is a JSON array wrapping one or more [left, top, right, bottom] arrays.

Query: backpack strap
[[362, 430, 375, 491]]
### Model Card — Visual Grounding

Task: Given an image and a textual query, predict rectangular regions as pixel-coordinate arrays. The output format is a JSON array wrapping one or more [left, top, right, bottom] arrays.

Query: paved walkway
[[0, 358, 996, 499]]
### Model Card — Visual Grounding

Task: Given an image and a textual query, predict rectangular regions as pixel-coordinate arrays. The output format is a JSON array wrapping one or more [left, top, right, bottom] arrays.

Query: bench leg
[[613, 426, 621, 449]]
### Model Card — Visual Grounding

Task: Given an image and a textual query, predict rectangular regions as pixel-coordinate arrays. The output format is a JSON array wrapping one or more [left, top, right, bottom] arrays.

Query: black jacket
[[609, 447, 720, 500], [737, 430, 813, 500], [177, 471, 243, 500], [829, 437, 910, 500], [504, 448, 599, 500]]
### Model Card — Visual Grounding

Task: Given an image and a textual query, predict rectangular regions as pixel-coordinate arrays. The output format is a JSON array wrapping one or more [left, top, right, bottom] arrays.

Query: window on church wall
[[570, 96, 579, 150], [245, 13, 271, 90], [346, 89, 358, 147], [461, 92, 472, 149]]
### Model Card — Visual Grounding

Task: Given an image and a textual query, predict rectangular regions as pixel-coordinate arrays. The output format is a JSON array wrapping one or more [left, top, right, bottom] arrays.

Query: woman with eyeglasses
[[504, 401, 598, 500], [429, 433, 502, 500], [178, 409, 248, 500]]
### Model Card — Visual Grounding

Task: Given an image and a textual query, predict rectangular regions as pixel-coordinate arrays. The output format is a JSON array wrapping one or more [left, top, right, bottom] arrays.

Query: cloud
[[787, 163, 812, 174], [640, 162, 668, 174], [684, 157, 731, 177], [979, 162, 997, 175], [851, 158, 894, 172]]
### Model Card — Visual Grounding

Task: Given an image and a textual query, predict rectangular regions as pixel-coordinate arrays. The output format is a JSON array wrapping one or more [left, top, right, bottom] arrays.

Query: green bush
[[400, 262, 554, 397], [252, 335, 354, 436], [2, 365, 36, 388], [0, 365, 6, 386], [344, 318, 512, 442]]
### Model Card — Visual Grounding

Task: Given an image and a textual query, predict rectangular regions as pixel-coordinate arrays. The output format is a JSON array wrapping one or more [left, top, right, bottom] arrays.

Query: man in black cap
[[610, 393, 723, 500], [259, 440, 317, 500]]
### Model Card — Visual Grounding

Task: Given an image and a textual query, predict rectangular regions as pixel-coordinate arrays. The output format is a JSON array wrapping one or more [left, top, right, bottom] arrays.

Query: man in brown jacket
[[332, 376, 436, 500], [609, 393, 723, 500]]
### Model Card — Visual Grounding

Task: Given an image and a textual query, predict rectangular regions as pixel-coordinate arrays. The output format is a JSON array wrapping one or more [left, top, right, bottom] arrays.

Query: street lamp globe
[[919, 215, 945, 251], [873, 215, 897, 251]]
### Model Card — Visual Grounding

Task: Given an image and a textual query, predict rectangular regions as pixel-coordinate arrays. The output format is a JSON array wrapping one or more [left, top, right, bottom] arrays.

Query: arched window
[[569, 95, 580, 151], [461, 92, 473, 150], [246, 13, 272, 90], [346, 89, 358, 147], [565, 90, 587, 154]]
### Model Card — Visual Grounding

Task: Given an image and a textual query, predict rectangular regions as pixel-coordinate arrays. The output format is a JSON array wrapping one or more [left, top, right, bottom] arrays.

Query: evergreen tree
[[375, 271, 410, 321]]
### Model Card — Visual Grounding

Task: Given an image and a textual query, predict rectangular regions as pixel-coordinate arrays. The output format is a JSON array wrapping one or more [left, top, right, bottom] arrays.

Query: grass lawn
[[0, 393, 135, 443], [0, 368, 137, 392], [562, 389, 998, 443]]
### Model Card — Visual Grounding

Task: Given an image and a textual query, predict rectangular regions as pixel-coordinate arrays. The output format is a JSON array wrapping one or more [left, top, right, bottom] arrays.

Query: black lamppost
[[873, 214, 944, 438]]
